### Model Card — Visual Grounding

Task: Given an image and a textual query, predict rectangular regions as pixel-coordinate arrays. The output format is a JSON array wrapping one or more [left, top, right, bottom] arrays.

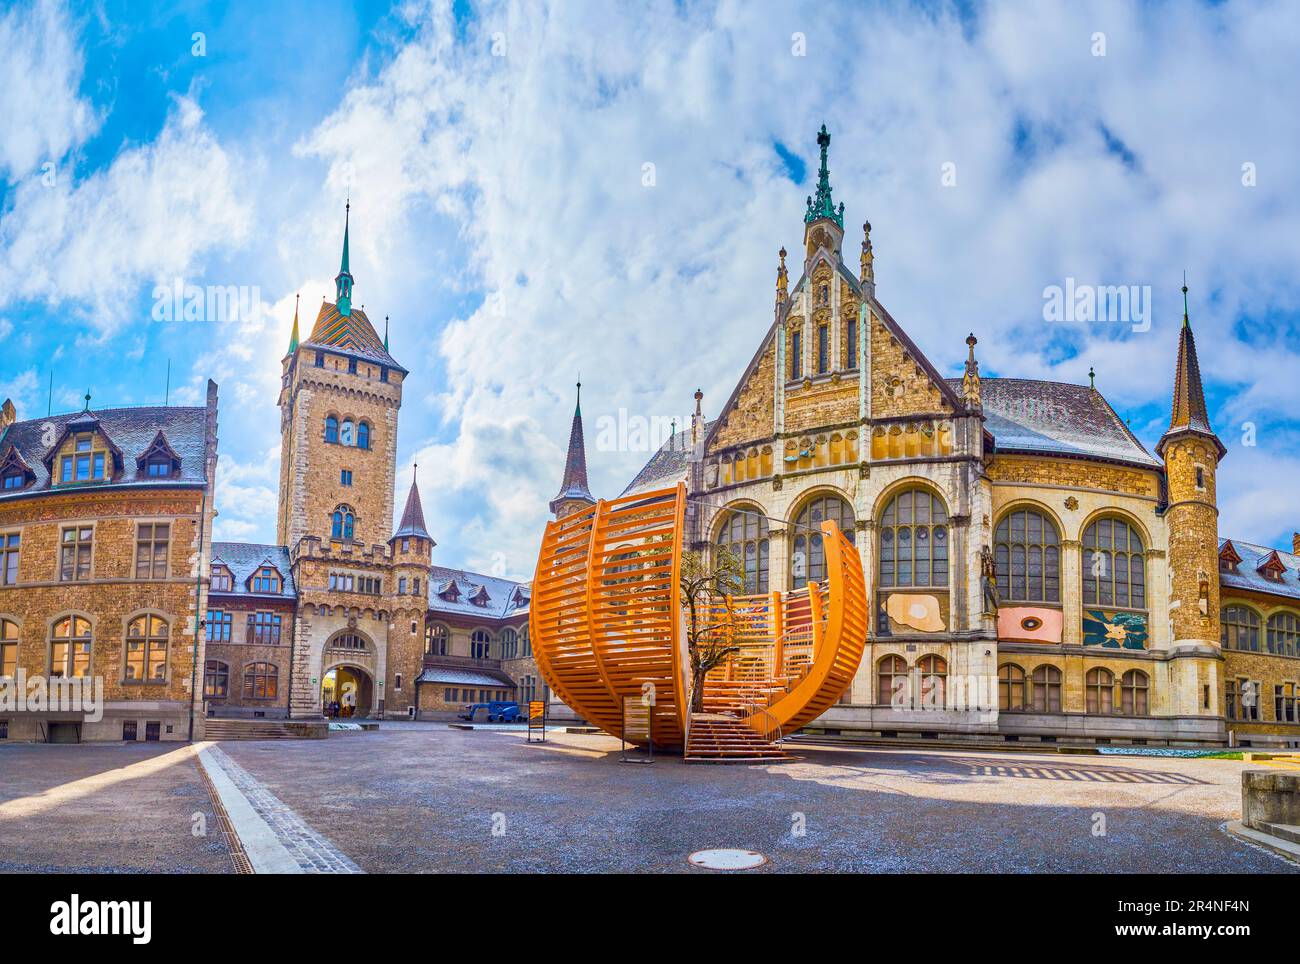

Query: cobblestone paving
[[203, 745, 361, 874]]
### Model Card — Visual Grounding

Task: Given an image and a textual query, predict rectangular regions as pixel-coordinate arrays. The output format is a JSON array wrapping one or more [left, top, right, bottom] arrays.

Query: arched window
[[521, 623, 531, 657], [919, 654, 946, 709], [1221, 606, 1260, 651], [331, 633, 367, 650], [324, 416, 339, 444], [994, 508, 1061, 603], [340, 419, 355, 446], [791, 495, 855, 588], [1082, 517, 1145, 610], [1030, 664, 1063, 713], [125, 614, 169, 682], [877, 654, 907, 706], [500, 627, 518, 659], [331, 506, 355, 540], [357, 421, 370, 450], [1085, 667, 1114, 714], [243, 662, 278, 700], [878, 489, 948, 589], [425, 623, 449, 656], [204, 660, 229, 699], [471, 629, 492, 660], [0, 618, 17, 678], [1266, 611, 1300, 657], [1119, 669, 1149, 716], [716, 508, 769, 594], [999, 663, 1027, 711], [50, 616, 92, 678]]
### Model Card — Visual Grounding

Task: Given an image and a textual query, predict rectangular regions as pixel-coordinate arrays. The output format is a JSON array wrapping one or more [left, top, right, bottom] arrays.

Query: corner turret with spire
[[550, 382, 596, 518], [336, 199, 354, 316]]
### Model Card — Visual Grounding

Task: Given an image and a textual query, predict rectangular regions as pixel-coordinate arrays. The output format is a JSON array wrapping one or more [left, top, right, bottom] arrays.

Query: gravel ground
[[0, 742, 231, 873], [216, 725, 1299, 874]]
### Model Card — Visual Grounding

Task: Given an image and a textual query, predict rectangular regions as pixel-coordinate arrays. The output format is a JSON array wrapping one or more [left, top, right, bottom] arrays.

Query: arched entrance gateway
[[319, 629, 379, 719]]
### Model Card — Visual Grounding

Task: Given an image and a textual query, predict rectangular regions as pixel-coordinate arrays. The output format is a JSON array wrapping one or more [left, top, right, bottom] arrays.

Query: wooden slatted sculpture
[[529, 483, 867, 752]]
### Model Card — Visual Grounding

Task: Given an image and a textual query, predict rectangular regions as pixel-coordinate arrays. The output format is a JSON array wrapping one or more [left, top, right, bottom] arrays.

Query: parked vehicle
[[458, 701, 523, 723]]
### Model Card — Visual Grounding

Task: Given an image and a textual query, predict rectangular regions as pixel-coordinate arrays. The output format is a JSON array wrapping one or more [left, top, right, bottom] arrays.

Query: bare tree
[[680, 545, 745, 713]]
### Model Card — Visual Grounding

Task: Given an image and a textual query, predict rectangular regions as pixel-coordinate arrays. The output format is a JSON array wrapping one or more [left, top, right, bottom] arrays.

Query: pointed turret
[[802, 125, 846, 260], [335, 200, 354, 316], [549, 382, 596, 518], [287, 293, 300, 355], [392, 467, 432, 543], [1155, 279, 1226, 460]]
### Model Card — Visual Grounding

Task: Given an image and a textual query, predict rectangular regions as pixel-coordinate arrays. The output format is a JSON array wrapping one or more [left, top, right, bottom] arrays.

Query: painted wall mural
[[1082, 609, 1148, 649], [877, 592, 947, 635], [997, 606, 1063, 644]]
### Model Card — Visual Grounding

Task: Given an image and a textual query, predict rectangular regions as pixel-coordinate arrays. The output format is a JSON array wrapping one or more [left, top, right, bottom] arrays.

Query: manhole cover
[[687, 848, 768, 871]]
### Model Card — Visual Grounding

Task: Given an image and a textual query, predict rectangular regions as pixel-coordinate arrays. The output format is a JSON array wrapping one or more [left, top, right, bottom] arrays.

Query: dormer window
[[1219, 541, 1242, 574], [59, 434, 108, 483], [2, 470, 24, 490], [251, 567, 281, 594], [211, 565, 233, 591], [1257, 550, 1287, 583], [137, 431, 182, 479]]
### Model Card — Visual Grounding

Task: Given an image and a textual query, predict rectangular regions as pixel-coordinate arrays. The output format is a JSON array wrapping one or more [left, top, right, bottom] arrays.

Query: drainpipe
[[188, 489, 208, 742]]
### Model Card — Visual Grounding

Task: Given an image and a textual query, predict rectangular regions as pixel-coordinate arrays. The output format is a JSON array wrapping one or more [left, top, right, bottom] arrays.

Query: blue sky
[[2, 0, 1299, 575]]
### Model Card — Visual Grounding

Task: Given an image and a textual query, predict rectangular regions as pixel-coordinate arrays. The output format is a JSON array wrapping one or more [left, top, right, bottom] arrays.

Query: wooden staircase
[[684, 713, 789, 763]]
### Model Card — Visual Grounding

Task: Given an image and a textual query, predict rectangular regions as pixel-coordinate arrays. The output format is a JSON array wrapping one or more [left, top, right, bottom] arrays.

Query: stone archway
[[322, 664, 374, 719]]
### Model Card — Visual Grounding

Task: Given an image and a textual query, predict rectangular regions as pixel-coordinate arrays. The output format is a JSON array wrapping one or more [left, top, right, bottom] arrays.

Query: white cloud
[[0, 0, 98, 181]]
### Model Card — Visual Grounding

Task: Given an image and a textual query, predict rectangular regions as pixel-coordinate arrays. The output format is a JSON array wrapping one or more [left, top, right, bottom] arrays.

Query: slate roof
[[303, 300, 406, 373], [392, 477, 432, 541], [0, 405, 210, 503], [622, 424, 711, 497], [416, 666, 516, 688], [1219, 539, 1300, 602], [549, 394, 595, 512], [210, 542, 297, 600], [950, 377, 1161, 469], [428, 565, 530, 620]]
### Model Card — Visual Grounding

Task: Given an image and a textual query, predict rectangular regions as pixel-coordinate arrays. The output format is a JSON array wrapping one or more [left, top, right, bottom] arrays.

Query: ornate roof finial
[[83, 390, 91, 412], [962, 333, 981, 410], [694, 387, 703, 416], [335, 198, 354, 317], [776, 247, 788, 302], [804, 124, 844, 228], [384, 314, 390, 352], [1182, 270, 1189, 328], [860, 220, 874, 290], [1089, 366, 1096, 389]]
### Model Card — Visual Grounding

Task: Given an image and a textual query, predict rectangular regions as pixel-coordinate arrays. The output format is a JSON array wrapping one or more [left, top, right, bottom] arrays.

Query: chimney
[[1292, 532, 1300, 556], [0, 398, 16, 435]]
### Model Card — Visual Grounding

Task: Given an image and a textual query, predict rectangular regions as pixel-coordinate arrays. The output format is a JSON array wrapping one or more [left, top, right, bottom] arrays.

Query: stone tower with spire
[[550, 382, 596, 519], [384, 470, 435, 708], [1155, 281, 1227, 722]]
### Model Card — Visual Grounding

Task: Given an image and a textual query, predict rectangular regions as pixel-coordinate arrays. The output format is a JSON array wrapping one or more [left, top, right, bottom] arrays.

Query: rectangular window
[[0, 533, 19, 586], [248, 612, 282, 645], [340, 469, 352, 486], [0, 639, 14, 677], [791, 331, 802, 379], [123, 720, 137, 741], [817, 324, 829, 374], [2, 472, 24, 490], [206, 610, 232, 643], [252, 568, 279, 593], [348, 357, 358, 374], [145, 721, 161, 742], [211, 567, 232, 591], [314, 351, 324, 367], [380, 367, 389, 383], [59, 527, 92, 581], [135, 523, 170, 579], [399, 577, 408, 594], [847, 317, 857, 367], [146, 459, 171, 477]]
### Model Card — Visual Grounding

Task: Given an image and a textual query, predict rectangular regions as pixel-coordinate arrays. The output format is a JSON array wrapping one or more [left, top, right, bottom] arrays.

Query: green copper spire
[[804, 124, 845, 228], [335, 199, 354, 316], [1182, 271, 1189, 328]]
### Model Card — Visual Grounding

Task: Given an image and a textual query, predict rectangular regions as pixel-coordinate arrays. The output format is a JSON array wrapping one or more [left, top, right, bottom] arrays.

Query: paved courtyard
[[1, 725, 1295, 873]]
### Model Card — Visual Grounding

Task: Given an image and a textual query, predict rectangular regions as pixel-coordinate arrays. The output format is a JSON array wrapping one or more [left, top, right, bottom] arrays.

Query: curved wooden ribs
[[530, 484, 867, 749]]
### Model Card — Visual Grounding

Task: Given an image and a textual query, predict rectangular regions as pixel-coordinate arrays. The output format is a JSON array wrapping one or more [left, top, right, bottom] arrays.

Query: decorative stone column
[[1062, 539, 1082, 646]]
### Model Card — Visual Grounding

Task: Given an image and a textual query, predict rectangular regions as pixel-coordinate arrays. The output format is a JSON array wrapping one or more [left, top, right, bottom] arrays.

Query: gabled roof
[[954, 377, 1161, 469], [622, 425, 708, 497], [136, 430, 182, 476], [303, 301, 406, 373], [0, 443, 36, 486], [1219, 540, 1243, 566], [427, 566, 530, 620], [1257, 549, 1287, 579], [210, 543, 297, 600], [1219, 538, 1300, 601], [0, 405, 210, 502]]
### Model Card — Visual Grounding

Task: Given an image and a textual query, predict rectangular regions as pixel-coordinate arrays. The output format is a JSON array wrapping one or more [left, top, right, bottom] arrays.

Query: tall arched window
[[425, 623, 449, 656], [1221, 606, 1260, 651], [1030, 664, 1063, 712], [877, 654, 907, 707], [918, 654, 947, 709], [0, 618, 17, 678], [878, 489, 948, 589], [999, 663, 1027, 711], [500, 627, 518, 659], [471, 629, 492, 660], [994, 508, 1061, 603], [324, 415, 339, 444], [1082, 517, 1145, 610], [1085, 667, 1114, 714], [357, 421, 370, 450], [243, 662, 278, 700], [340, 419, 355, 446], [521, 623, 531, 657], [1120, 669, 1149, 716], [331, 506, 355, 540], [50, 616, 92, 678], [204, 660, 229, 699], [1266, 612, 1300, 657], [125, 614, 169, 682], [791, 494, 855, 588], [716, 508, 769, 594]]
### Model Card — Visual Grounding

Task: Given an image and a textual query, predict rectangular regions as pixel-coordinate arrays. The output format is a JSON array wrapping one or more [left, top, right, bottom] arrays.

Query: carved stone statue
[[980, 545, 1000, 617]]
